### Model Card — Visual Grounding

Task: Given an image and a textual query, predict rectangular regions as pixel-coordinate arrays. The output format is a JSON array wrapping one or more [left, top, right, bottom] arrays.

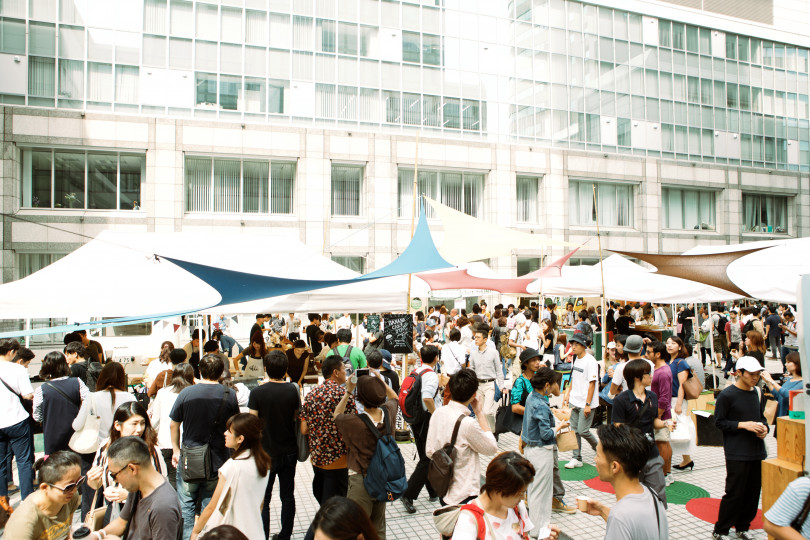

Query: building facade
[[1, 0, 809, 296]]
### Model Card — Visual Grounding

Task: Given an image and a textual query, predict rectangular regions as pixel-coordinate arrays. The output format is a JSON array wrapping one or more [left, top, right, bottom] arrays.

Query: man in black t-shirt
[[249, 313, 268, 341], [249, 350, 301, 540], [615, 307, 635, 336], [306, 313, 323, 356], [169, 354, 239, 540]]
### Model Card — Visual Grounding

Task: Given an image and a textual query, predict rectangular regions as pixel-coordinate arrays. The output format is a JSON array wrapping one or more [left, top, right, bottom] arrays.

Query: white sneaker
[[565, 459, 583, 469], [665, 473, 674, 486]]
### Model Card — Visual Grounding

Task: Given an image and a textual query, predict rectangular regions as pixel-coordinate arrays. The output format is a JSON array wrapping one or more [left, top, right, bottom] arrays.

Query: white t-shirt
[[524, 322, 541, 351], [453, 499, 534, 540], [569, 353, 599, 408], [611, 358, 655, 393], [145, 359, 171, 386], [0, 360, 34, 428], [417, 365, 441, 411], [459, 326, 474, 351], [441, 342, 466, 375], [336, 316, 352, 330]]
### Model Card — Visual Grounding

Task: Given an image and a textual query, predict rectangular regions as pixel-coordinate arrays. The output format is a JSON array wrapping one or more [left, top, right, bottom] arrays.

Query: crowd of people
[[0, 298, 804, 540]]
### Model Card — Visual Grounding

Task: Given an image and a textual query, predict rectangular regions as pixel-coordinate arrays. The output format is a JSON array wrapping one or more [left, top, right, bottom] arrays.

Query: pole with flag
[[593, 185, 607, 356]]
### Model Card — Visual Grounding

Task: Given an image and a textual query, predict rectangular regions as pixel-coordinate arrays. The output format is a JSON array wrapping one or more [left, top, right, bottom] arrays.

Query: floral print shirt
[[300, 379, 357, 467]]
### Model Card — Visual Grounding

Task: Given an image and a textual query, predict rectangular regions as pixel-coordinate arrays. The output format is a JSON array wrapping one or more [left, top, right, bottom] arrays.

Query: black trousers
[[714, 459, 762, 535], [312, 466, 348, 505], [404, 416, 436, 500]]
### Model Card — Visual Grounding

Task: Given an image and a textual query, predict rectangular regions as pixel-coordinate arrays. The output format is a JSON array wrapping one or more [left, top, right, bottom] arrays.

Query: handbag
[[556, 428, 578, 452], [84, 488, 107, 532], [181, 387, 229, 483], [427, 415, 465, 498], [495, 386, 526, 436], [70, 393, 101, 454], [679, 360, 703, 401], [295, 410, 310, 462]]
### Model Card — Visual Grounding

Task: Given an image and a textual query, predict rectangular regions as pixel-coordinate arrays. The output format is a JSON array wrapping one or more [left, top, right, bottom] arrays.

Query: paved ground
[[3, 355, 784, 539]]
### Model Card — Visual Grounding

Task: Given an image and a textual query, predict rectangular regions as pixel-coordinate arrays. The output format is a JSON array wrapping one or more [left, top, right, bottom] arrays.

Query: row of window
[[18, 150, 790, 235]]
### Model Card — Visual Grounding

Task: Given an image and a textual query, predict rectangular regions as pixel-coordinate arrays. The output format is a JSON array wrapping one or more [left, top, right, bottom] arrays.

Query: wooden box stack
[[762, 417, 805, 540]]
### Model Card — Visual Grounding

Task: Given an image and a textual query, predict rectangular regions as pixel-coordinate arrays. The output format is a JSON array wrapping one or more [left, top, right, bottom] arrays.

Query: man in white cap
[[712, 356, 768, 540], [562, 332, 599, 469]]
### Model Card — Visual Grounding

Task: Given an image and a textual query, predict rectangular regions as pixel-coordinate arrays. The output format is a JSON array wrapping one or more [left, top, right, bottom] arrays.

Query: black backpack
[[716, 314, 729, 335], [84, 359, 103, 392], [742, 319, 755, 336]]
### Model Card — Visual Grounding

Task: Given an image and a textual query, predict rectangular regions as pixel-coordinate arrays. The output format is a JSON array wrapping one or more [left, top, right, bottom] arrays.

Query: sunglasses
[[48, 475, 86, 493], [109, 462, 134, 482]]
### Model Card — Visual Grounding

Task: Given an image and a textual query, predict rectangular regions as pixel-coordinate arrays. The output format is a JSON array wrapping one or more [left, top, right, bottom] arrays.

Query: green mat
[[665, 481, 709, 505], [34, 433, 43, 454], [558, 460, 598, 481]]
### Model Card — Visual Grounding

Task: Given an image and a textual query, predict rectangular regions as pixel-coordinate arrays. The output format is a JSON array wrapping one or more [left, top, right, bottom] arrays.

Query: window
[[331, 255, 365, 273], [516, 175, 540, 223], [742, 194, 788, 233], [21, 149, 143, 210], [184, 157, 295, 214], [569, 180, 633, 227], [397, 169, 484, 218], [0, 17, 25, 54], [662, 188, 715, 230], [331, 164, 362, 216], [402, 31, 420, 63], [517, 257, 541, 276], [17, 253, 66, 279]]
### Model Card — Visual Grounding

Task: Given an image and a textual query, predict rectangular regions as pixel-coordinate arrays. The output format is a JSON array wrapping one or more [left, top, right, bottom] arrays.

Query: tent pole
[[24, 318, 30, 348], [593, 185, 607, 358], [708, 303, 716, 388], [403, 133, 420, 384]]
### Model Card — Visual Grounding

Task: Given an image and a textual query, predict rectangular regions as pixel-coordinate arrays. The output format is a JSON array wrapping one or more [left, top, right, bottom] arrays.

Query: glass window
[[742, 193, 788, 233], [423, 34, 440, 66], [195, 72, 217, 107], [685, 25, 698, 53], [443, 97, 459, 129], [463, 99, 481, 131], [245, 10, 267, 46], [569, 180, 634, 227], [144, 0, 167, 35], [58, 25, 84, 59], [397, 169, 483, 218], [219, 75, 240, 110], [672, 23, 685, 51], [331, 256, 365, 273], [0, 17, 25, 54], [268, 80, 285, 113], [115, 65, 138, 103], [402, 31, 420, 63], [338, 22, 357, 55], [195, 40, 217, 71], [221, 7, 242, 43], [169, 38, 192, 69], [143, 35, 166, 67], [26, 149, 52, 208], [29, 21, 55, 56], [29, 56, 55, 97], [516, 175, 540, 223], [196, 3, 218, 40], [87, 62, 112, 102], [87, 153, 117, 209], [617, 117, 631, 146], [726, 34, 736, 60], [331, 164, 362, 216], [517, 257, 542, 275], [662, 187, 715, 230], [119, 154, 142, 210], [317, 18, 335, 52], [58, 58, 83, 102], [170, 0, 193, 38]]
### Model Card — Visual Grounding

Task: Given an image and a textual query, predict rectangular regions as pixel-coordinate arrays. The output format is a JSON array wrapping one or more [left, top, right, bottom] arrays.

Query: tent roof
[[528, 255, 740, 302]]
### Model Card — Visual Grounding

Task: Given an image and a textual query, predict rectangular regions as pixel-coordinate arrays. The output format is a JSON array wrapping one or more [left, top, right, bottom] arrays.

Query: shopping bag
[[556, 428, 578, 452], [670, 412, 692, 444], [764, 398, 778, 425]]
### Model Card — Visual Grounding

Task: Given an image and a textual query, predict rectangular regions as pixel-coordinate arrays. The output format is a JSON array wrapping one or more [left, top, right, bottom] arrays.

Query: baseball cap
[[519, 348, 541, 364], [736, 356, 765, 373], [607, 341, 616, 349], [624, 335, 644, 354]]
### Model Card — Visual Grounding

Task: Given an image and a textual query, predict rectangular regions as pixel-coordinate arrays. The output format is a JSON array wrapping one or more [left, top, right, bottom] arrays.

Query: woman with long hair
[[87, 402, 167, 525], [149, 363, 195, 489], [309, 497, 380, 540], [452, 451, 559, 540], [667, 336, 697, 471], [5, 451, 83, 538], [191, 413, 271, 540], [232, 331, 267, 376], [34, 352, 88, 454], [741, 330, 767, 367]]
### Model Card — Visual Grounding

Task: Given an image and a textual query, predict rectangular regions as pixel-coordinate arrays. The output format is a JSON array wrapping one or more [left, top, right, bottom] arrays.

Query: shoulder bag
[[427, 415, 465, 498], [70, 393, 101, 454], [679, 359, 703, 401], [181, 386, 229, 483], [295, 409, 310, 462]]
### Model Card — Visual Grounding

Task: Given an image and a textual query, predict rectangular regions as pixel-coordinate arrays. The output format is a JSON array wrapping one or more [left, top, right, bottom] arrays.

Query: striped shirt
[[764, 476, 810, 537]]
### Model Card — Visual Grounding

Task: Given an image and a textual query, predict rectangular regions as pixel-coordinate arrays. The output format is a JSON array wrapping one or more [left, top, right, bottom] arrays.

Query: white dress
[[204, 453, 269, 539]]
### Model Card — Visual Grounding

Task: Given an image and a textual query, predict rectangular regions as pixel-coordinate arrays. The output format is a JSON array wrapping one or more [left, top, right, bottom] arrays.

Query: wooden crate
[[688, 391, 715, 413], [762, 458, 804, 513], [776, 417, 805, 466]]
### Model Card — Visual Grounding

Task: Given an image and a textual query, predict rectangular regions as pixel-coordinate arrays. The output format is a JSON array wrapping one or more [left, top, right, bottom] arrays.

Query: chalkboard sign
[[383, 314, 413, 354], [366, 315, 381, 334]]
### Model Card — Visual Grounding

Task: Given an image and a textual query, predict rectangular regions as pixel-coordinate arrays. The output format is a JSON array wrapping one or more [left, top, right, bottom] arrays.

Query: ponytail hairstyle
[[225, 413, 272, 477]]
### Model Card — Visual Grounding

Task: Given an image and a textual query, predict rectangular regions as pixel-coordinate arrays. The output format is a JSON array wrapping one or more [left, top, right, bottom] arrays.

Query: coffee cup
[[576, 495, 589, 512]]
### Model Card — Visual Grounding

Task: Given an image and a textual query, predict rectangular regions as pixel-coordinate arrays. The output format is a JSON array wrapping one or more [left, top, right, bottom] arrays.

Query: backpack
[[329, 344, 355, 376], [427, 415, 465, 498], [432, 502, 528, 540], [742, 319, 755, 336], [84, 359, 103, 392], [716, 314, 729, 336], [398, 367, 430, 425], [359, 408, 408, 502], [499, 332, 516, 360]]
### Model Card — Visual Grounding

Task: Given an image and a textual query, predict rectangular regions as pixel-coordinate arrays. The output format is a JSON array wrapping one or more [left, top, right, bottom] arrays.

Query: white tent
[[684, 238, 810, 303], [0, 231, 430, 320], [527, 255, 739, 302]]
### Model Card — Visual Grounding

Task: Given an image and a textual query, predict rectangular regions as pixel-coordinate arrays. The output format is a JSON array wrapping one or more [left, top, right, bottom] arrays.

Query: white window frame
[[397, 168, 485, 218], [661, 187, 717, 231], [516, 175, 541, 223], [569, 179, 635, 228], [331, 164, 364, 217]]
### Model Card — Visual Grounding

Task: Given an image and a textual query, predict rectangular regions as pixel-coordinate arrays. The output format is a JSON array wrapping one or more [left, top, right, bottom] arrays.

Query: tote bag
[[69, 394, 101, 454]]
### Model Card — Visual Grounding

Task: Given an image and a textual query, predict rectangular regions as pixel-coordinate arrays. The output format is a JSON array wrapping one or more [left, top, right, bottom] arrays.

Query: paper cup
[[576, 496, 589, 512]]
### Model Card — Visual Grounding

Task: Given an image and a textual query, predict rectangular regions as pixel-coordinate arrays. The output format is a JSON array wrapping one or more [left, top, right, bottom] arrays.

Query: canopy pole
[[708, 302, 717, 388], [404, 133, 420, 383], [24, 318, 30, 348], [593, 185, 607, 356]]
